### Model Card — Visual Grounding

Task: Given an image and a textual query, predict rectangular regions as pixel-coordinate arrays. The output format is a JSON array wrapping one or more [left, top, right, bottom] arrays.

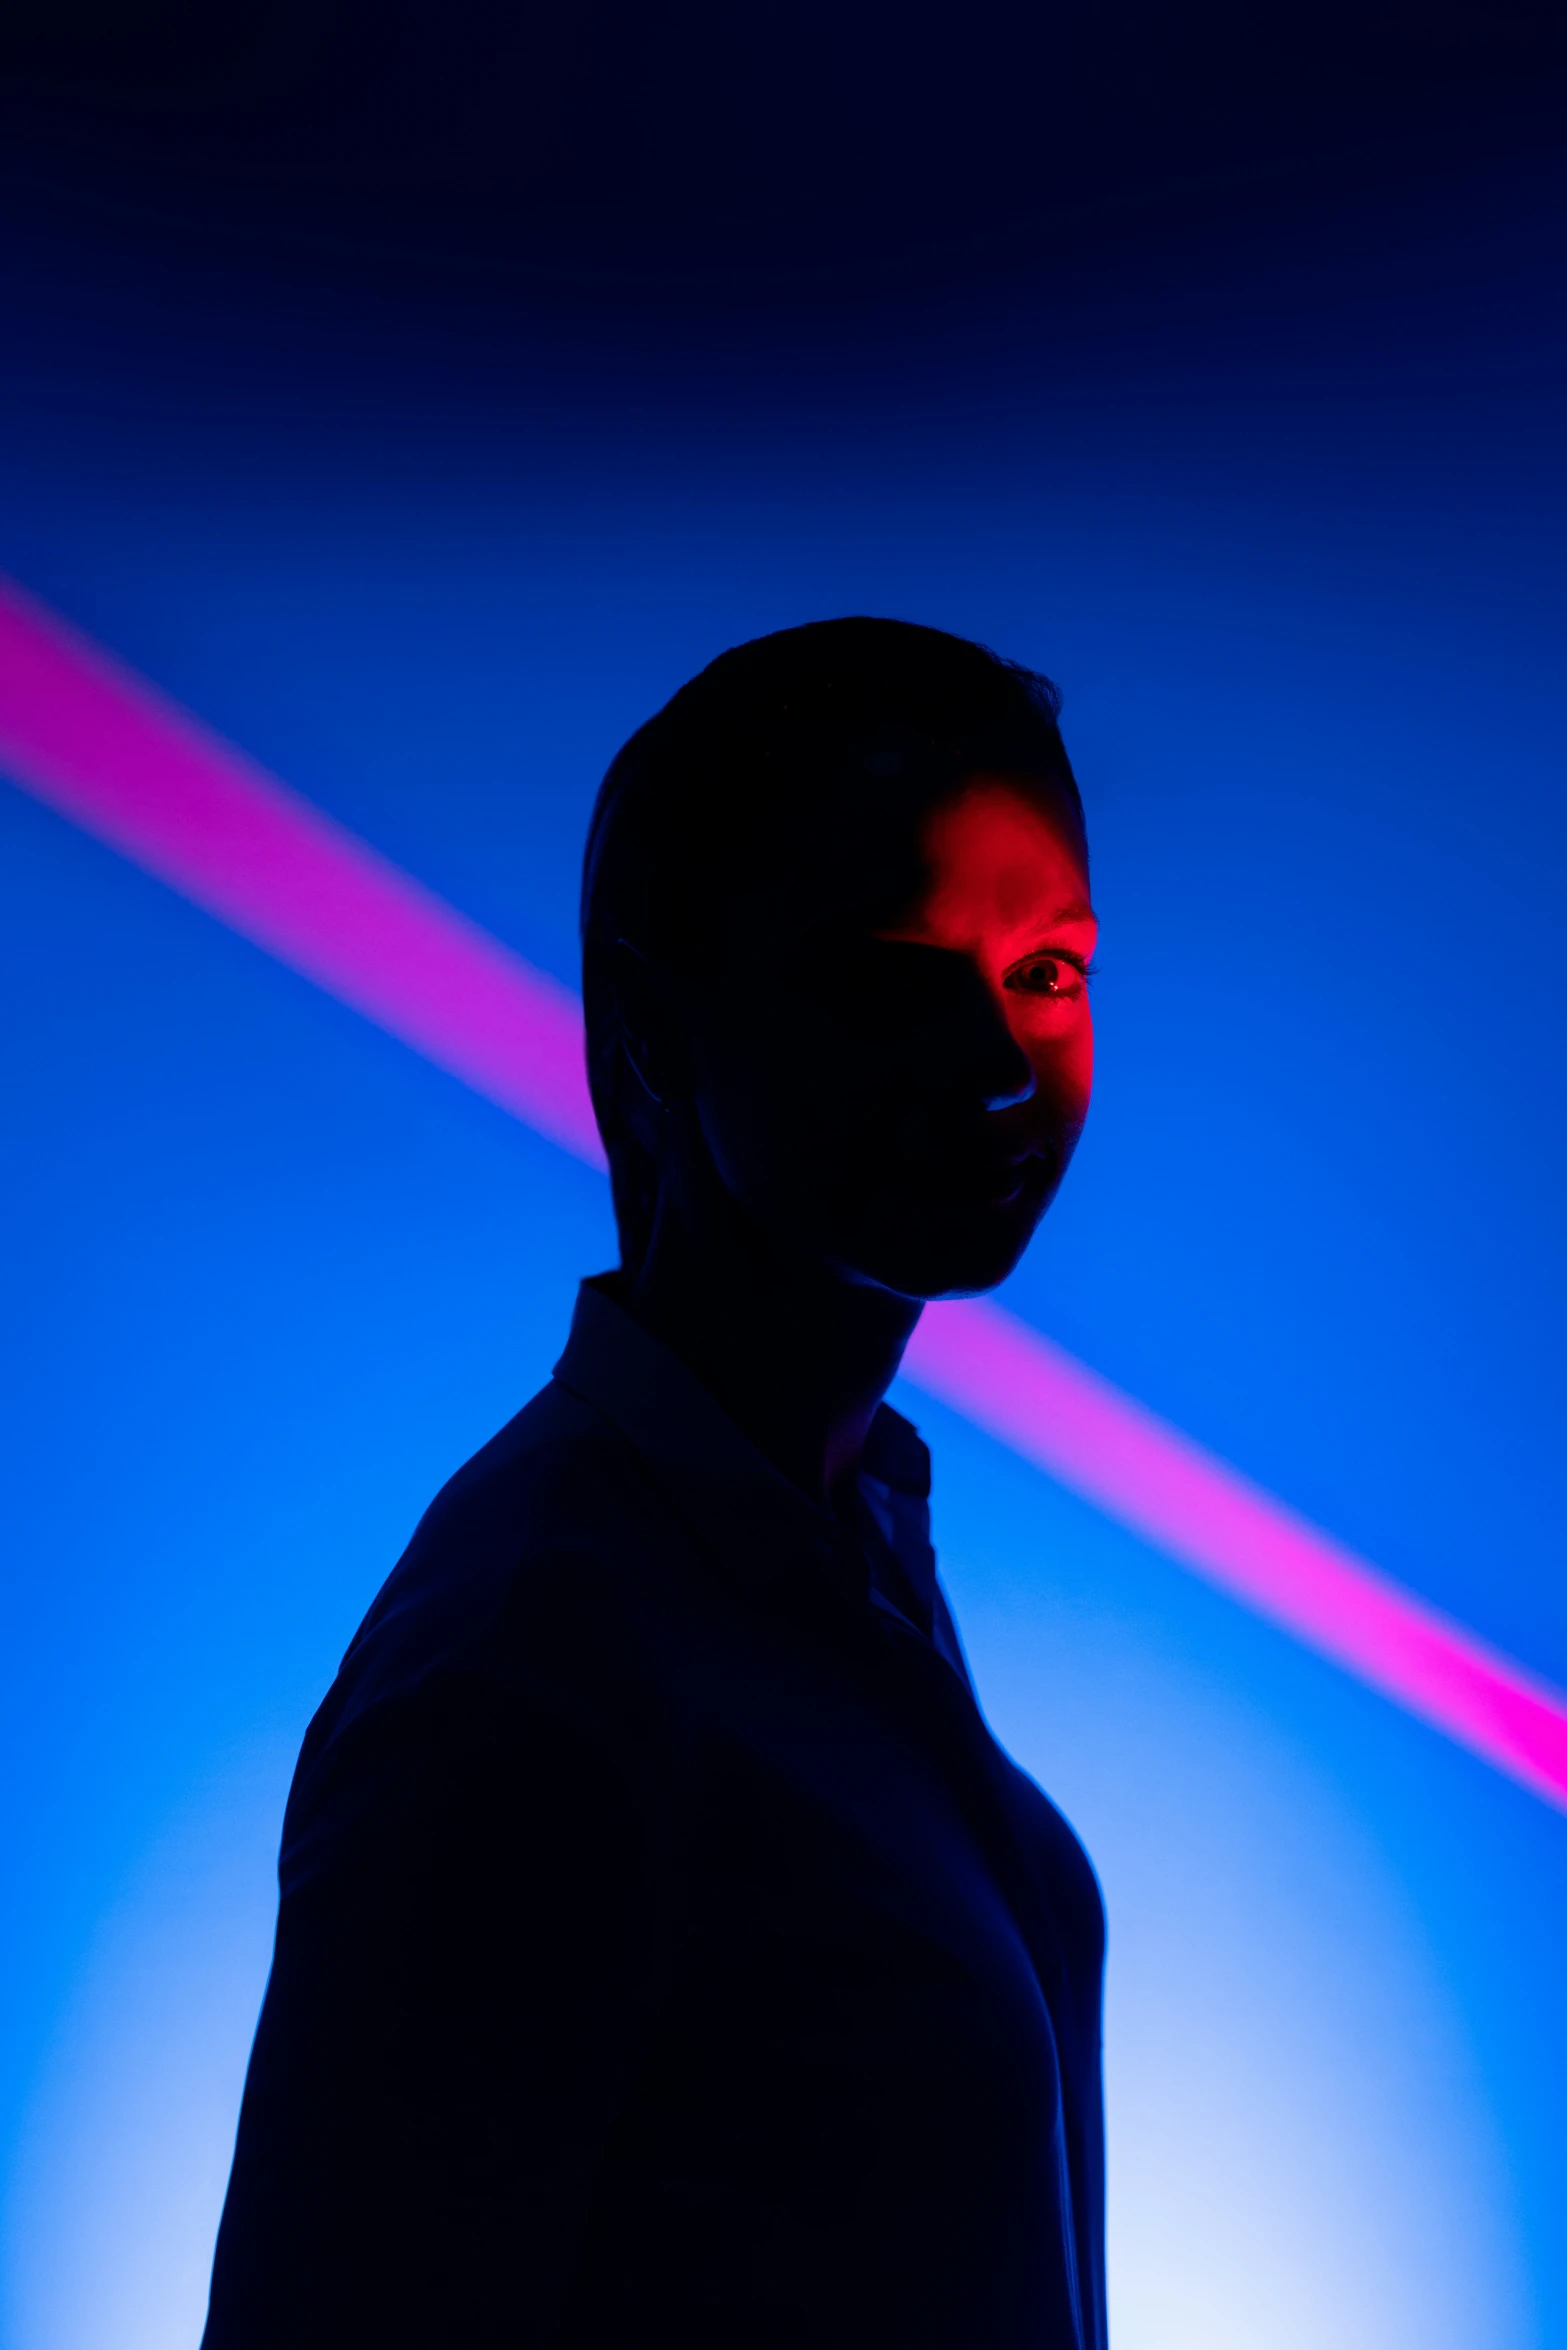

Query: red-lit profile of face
[[672, 772, 1096, 1300]]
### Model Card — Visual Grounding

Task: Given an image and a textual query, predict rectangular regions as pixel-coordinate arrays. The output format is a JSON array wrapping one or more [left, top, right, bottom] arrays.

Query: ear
[[612, 938, 692, 1110]]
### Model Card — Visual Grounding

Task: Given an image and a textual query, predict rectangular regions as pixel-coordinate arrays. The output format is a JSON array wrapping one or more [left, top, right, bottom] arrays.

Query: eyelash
[[1005, 951, 1098, 996]]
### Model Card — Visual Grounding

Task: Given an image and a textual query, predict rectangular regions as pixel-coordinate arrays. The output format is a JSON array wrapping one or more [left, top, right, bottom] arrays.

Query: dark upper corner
[[5, 0, 1567, 296]]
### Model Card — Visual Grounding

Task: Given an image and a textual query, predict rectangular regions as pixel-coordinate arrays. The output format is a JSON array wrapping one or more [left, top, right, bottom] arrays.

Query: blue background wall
[[2, 124, 1566, 2345]]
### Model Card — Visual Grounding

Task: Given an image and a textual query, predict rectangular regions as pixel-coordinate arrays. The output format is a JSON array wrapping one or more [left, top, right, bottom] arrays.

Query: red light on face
[[877, 772, 1097, 1173]]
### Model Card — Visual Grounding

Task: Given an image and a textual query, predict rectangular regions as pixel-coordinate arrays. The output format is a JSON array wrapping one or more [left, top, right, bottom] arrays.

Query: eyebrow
[[1042, 901, 1097, 926]]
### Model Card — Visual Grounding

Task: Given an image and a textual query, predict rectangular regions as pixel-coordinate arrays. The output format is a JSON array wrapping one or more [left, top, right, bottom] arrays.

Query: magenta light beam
[[906, 1302, 1567, 1814], [0, 579, 603, 1168], [4, 572, 1566, 1817]]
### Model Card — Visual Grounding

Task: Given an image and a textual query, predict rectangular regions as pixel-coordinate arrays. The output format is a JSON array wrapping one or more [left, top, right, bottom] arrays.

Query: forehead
[[919, 775, 1089, 907], [924, 773, 1085, 865], [723, 766, 1086, 945]]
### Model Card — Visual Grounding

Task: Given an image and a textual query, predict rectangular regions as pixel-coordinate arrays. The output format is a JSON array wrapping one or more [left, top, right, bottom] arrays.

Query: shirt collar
[[552, 1275, 934, 1616]]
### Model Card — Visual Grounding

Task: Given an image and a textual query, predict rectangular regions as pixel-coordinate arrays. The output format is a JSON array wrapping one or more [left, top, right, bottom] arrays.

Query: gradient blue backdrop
[[2, 153, 1565, 2346]]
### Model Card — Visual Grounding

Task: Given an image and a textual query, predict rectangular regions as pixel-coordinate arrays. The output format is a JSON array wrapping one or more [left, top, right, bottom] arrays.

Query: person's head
[[581, 617, 1095, 1301]]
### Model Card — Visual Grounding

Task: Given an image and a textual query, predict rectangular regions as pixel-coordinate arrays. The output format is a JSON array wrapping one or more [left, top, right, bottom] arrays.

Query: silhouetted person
[[202, 619, 1107, 2347]]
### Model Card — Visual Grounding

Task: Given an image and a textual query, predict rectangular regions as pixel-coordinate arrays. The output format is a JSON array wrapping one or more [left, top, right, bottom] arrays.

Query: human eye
[[1004, 948, 1094, 1001]]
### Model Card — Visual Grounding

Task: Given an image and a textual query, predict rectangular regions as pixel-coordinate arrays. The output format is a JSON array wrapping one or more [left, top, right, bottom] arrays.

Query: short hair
[[580, 615, 1079, 1275]]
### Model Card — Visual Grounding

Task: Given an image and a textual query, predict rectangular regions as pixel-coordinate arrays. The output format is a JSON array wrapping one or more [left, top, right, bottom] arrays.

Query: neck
[[626, 1172, 921, 1516]]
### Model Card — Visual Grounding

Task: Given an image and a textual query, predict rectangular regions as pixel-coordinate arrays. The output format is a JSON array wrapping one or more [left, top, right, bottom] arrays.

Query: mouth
[[974, 1147, 1050, 1211], [894, 1122, 1064, 1220]]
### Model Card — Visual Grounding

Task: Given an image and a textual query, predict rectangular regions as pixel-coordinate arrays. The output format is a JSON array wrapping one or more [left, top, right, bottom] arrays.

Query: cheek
[[695, 1002, 878, 1190], [1023, 1009, 1094, 1129], [1066, 1015, 1095, 1114]]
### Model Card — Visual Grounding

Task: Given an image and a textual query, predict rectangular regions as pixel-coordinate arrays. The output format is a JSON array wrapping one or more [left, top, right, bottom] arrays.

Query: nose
[[945, 961, 1037, 1112], [981, 1054, 1036, 1112], [975, 1001, 1037, 1112]]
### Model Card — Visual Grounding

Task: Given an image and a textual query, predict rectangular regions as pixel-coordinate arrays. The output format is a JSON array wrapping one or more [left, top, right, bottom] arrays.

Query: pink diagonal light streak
[[0, 580, 602, 1169], [4, 572, 1566, 1816]]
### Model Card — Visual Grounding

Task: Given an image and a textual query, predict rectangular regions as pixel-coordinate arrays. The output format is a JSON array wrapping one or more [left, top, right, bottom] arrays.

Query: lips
[[883, 1120, 1060, 1213], [968, 1147, 1052, 1211]]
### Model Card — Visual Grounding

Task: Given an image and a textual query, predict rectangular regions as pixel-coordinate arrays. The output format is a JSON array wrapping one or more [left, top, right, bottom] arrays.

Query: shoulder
[[1002, 1751, 1108, 1990], [292, 1376, 704, 1808]]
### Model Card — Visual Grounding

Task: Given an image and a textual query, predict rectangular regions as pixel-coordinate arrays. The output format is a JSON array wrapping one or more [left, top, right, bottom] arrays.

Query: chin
[[864, 1191, 1051, 1302]]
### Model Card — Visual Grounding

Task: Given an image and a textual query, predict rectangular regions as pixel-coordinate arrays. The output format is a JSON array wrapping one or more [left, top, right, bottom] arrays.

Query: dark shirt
[[203, 1280, 1108, 2349]]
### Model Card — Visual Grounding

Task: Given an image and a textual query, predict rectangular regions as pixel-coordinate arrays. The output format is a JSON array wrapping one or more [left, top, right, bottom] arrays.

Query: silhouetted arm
[[203, 1646, 675, 2348]]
